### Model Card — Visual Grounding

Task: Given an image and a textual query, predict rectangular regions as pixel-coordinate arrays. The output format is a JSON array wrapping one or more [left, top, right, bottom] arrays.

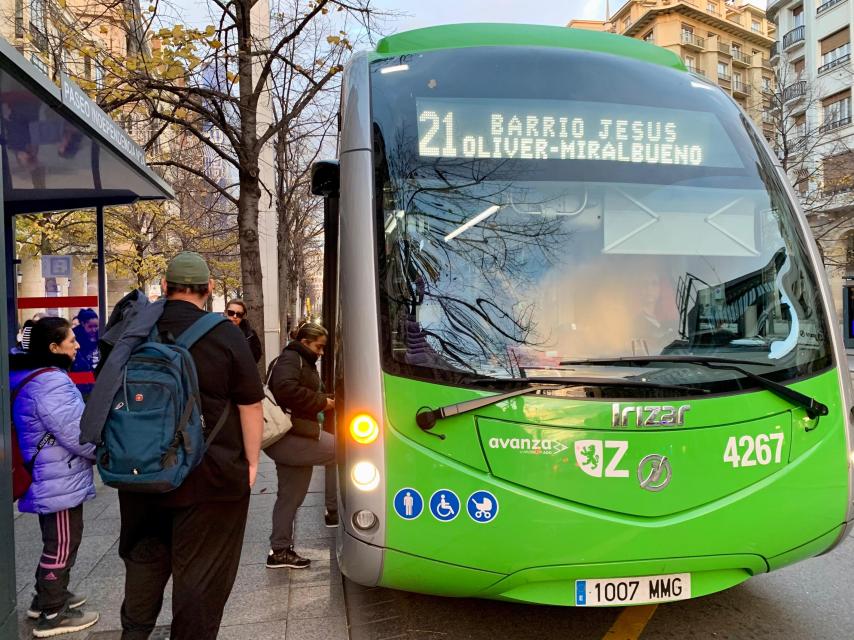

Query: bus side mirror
[[311, 160, 340, 198]]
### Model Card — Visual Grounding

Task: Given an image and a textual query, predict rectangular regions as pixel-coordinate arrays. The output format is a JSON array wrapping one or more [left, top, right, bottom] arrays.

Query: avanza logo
[[487, 437, 569, 455], [611, 404, 691, 428]]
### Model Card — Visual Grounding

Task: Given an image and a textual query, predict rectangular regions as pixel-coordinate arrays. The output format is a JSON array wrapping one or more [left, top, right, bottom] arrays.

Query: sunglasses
[[226, 310, 245, 319]]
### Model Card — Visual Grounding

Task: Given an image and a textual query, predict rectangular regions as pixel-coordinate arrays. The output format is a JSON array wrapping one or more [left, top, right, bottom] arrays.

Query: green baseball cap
[[166, 251, 210, 285]]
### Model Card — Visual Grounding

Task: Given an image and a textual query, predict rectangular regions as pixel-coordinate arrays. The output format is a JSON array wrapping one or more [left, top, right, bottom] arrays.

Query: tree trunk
[[237, 168, 265, 368], [277, 227, 291, 349]]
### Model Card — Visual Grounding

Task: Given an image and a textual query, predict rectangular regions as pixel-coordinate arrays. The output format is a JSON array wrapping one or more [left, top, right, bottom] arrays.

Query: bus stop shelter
[[0, 39, 173, 640]]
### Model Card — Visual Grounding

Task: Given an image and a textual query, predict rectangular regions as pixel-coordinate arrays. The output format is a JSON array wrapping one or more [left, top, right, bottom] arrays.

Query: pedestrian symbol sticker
[[429, 489, 460, 522], [467, 490, 499, 523], [393, 488, 423, 520]]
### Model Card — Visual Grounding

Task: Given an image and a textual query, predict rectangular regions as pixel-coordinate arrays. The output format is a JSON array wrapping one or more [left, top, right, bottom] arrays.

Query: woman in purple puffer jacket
[[11, 316, 100, 637]]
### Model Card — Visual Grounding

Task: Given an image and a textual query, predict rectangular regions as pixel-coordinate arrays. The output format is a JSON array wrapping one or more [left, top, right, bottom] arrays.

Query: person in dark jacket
[[71, 308, 99, 396], [264, 322, 335, 569], [71, 308, 99, 372], [224, 299, 262, 363], [11, 317, 100, 637]]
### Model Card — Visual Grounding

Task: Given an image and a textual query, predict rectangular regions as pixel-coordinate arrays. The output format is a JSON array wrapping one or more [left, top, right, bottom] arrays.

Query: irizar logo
[[487, 437, 569, 455], [612, 404, 691, 428]]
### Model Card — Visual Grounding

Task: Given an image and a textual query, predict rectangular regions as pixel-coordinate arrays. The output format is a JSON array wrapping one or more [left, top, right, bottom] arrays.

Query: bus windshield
[[370, 47, 832, 392]]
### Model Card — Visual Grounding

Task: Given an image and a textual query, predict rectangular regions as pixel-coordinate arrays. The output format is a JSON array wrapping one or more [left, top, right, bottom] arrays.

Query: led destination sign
[[416, 98, 741, 168]]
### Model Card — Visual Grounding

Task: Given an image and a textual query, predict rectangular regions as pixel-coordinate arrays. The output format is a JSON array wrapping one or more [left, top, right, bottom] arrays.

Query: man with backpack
[[92, 252, 264, 640]]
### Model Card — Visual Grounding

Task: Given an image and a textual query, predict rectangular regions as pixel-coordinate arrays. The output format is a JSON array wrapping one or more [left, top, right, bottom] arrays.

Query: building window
[[793, 57, 805, 77], [762, 76, 772, 92], [707, 1, 717, 13], [83, 55, 91, 80], [643, 30, 654, 43], [30, 53, 47, 75], [684, 55, 696, 72], [29, 0, 48, 52], [94, 62, 104, 90], [823, 151, 854, 195], [822, 90, 852, 131], [794, 113, 807, 139], [752, 20, 762, 33], [623, 16, 632, 29], [717, 61, 730, 80], [819, 28, 851, 73], [792, 5, 803, 28], [14, 0, 23, 38]]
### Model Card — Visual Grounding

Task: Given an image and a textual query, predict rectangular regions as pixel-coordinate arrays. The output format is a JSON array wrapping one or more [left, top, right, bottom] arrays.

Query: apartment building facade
[[767, 0, 854, 304], [570, 0, 776, 138]]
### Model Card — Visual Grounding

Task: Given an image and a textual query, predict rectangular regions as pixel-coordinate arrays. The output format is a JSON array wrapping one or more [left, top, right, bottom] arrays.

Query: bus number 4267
[[723, 433, 785, 468]]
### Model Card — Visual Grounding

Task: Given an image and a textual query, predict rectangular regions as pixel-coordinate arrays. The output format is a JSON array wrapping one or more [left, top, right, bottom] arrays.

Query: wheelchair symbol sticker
[[467, 490, 499, 523], [393, 488, 423, 520], [429, 490, 460, 522]]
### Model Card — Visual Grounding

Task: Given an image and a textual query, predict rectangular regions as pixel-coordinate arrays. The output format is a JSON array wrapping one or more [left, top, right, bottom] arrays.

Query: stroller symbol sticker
[[467, 491, 499, 523], [429, 490, 460, 522], [393, 488, 423, 520]]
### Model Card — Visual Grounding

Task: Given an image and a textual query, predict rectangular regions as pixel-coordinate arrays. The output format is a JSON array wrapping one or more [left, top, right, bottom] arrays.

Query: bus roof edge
[[374, 23, 686, 71]]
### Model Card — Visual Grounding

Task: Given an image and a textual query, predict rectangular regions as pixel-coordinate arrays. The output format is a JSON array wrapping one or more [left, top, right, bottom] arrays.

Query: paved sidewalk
[[12, 459, 347, 639]]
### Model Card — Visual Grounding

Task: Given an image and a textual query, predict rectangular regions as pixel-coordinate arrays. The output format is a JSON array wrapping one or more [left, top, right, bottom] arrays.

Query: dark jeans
[[265, 431, 335, 550], [322, 410, 337, 515], [118, 493, 250, 640], [36, 505, 84, 615]]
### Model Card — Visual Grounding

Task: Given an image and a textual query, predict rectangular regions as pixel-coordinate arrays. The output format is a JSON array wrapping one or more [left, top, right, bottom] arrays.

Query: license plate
[[575, 573, 691, 606]]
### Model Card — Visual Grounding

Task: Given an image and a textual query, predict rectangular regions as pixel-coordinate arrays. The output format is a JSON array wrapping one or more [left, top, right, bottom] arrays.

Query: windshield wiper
[[560, 356, 829, 419], [415, 376, 705, 434]]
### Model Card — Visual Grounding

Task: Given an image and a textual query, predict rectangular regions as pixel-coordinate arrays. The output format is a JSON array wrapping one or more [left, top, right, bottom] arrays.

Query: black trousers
[[36, 505, 84, 615], [117, 493, 250, 640]]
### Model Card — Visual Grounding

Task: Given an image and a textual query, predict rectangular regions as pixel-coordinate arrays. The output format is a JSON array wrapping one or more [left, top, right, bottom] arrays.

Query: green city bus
[[312, 23, 854, 607]]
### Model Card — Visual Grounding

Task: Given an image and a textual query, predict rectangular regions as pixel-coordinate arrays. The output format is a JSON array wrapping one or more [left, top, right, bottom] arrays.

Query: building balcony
[[732, 80, 750, 96], [818, 53, 851, 74], [29, 24, 48, 54], [770, 42, 780, 61], [783, 80, 807, 102], [718, 71, 732, 84], [817, 0, 847, 15], [682, 32, 705, 50], [762, 57, 772, 69], [783, 25, 805, 50], [789, 136, 808, 153], [819, 116, 852, 133], [732, 50, 751, 66], [687, 66, 706, 76], [823, 184, 854, 198], [717, 41, 731, 56]]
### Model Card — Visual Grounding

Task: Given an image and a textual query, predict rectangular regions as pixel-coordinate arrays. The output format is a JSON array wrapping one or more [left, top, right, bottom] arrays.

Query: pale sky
[[175, 0, 769, 35], [371, 0, 768, 34]]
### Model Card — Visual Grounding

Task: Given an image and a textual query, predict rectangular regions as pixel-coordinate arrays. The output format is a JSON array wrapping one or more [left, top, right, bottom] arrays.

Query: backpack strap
[[12, 368, 56, 472], [12, 368, 53, 405], [175, 313, 229, 350]]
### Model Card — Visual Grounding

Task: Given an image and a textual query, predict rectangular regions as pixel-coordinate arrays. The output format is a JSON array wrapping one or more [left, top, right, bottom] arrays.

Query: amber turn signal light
[[350, 414, 380, 444]]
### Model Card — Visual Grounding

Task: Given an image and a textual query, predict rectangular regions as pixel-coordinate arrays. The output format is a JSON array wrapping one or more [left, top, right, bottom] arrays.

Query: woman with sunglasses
[[224, 299, 262, 363]]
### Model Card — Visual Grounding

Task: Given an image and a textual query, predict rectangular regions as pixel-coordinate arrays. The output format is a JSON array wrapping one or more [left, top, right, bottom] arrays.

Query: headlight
[[351, 461, 380, 491]]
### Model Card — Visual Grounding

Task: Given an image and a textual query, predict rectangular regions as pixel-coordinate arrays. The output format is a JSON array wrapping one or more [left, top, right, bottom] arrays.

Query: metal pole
[[321, 195, 339, 393], [96, 206, 106, 323], [0, 150, 19, 640]]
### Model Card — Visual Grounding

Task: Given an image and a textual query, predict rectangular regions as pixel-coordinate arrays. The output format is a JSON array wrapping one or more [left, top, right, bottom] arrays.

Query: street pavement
[[12, 457, 854, 639], [11, 458, 345, 640]]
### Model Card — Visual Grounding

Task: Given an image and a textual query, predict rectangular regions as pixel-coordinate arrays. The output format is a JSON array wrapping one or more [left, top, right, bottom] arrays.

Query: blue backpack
[[95, 309, 229, 492]]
